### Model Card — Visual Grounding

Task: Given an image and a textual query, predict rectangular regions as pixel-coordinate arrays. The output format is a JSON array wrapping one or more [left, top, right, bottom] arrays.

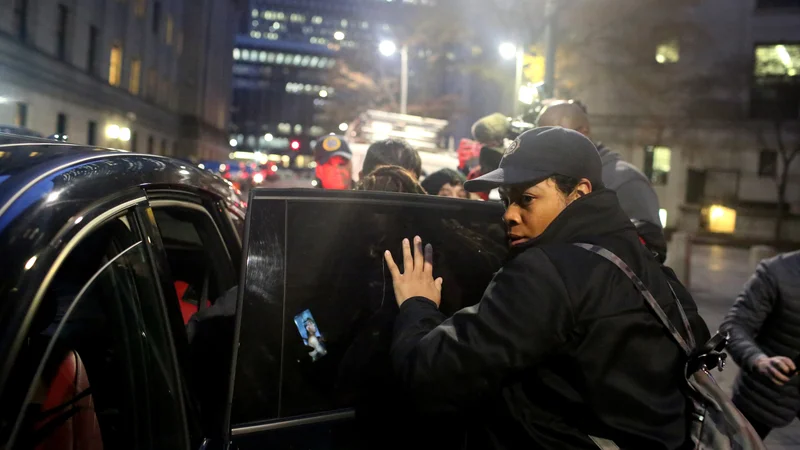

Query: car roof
[[0, 138, 241, 236]]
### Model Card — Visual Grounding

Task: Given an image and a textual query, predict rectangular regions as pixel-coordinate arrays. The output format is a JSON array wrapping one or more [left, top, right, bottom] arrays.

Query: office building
[[0, 0, 241, 160], [566, 0, 800, 241]]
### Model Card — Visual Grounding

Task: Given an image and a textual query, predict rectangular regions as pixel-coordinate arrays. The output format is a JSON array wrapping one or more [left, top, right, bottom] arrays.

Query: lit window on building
[[259, 51, 267, 62], [242, 49, 250, 60], [252, 9, 258, 17], [266, 33, 279, 40], [166, 15, 174, 45], [655, 40, 679, 64], [310, 37, 318, 44], [294, 124, 303, 134], [310, 56, 320, 67], [341, 19, 348, 28], [250, 31, 261, 38], [129, 58, 142, 95], [267, 52, 276, 63], [277, 53, 285, 64], [301, 55, 310, 66], [319, 57, 328, 67], [278, 123, 291, 134], [272, 21, 281, 30], [290, 13, 306, 23], [304, 84, 312, 92], [755, 44, 800, 77], [644, 146, 671, 185], [293, 54, 302, 65], [312, 16, 323, 24], [252, 20, 259, 27], [277, 12, 285, 20], [109, 44, 123, 86], [361, 21, 369, 29], [135, 0, 146, 17], [233, 48, 241, 60]]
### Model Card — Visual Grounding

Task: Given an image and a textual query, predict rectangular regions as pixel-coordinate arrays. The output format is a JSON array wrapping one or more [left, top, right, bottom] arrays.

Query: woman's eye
[[522, 195, 535, 205]]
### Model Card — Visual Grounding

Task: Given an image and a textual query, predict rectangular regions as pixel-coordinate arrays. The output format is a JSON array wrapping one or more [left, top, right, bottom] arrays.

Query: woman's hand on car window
[[385, 236, 443, 308]]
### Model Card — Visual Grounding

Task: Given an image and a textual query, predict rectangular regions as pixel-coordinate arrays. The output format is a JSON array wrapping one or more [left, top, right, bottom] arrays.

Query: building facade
[[0, 0, 240, 160], [229, 0, 499, 157], [563, 0, 800, 242]]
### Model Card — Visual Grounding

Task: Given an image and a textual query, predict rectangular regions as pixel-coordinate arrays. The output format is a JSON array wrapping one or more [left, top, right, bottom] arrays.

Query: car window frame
[[4, 200, 194, 450], [0, 194, 146, 396], [148, 198, 238, 293]]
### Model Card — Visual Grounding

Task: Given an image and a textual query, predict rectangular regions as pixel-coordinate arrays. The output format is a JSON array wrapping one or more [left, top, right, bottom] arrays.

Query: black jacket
[[392, 189, 710, 450], [720, 250, 800, 427]]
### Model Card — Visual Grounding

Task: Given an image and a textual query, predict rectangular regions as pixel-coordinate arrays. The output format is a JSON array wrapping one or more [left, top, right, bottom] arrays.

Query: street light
[[498, 42, 517, 60], [379, 40, 397, 57], [229, 138, 238, 147], [334, 31, 345, 41], [379, 40, 408, 115], [499, 42, 525, 116], [339, 122, 349, 132]]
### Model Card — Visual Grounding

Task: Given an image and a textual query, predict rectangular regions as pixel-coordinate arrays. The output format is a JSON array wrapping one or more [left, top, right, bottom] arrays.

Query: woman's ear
[[568, 179, 593, 204]]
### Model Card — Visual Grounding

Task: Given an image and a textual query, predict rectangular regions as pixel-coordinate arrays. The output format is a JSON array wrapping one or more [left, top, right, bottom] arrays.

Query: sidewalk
[[690, 245, 800, 449]]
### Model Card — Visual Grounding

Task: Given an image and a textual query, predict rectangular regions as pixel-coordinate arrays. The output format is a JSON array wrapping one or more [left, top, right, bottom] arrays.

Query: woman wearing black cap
[[385, 127, 711, 450]]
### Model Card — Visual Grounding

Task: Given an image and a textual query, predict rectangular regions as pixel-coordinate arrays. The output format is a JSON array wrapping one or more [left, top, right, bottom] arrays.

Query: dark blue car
[[0, 134, 507, 450]]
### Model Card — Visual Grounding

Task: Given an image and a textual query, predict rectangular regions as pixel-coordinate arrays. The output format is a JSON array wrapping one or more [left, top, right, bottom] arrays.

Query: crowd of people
[[309, 100, 788, 449], [315, 100, 669, 262], [301, 98, 800, 449]]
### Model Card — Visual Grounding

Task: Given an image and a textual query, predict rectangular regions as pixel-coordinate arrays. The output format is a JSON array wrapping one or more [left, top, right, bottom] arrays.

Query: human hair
[[362, 139, 422, 179], [421, 168, 466, 195], [356, 165, 427, 194], [550, 174, 581, 195]]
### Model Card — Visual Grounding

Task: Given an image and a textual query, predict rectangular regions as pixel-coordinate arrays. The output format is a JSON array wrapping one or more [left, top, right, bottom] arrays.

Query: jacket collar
[[510, 188, 635, 253]]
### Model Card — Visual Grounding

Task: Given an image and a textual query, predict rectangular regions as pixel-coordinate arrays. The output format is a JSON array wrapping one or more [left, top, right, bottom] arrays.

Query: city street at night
[[1, 0, 799, 448]]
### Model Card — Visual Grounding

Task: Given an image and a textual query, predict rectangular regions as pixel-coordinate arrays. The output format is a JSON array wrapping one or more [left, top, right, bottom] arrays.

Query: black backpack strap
[[573, 243, 694, 356]]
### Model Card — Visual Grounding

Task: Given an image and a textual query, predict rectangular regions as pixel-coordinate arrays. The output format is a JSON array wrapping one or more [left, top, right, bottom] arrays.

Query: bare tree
[[755, 120, 800, 242]]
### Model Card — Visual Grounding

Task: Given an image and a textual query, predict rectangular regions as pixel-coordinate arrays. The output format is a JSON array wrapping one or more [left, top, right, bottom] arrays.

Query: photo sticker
[[293, 309, 327, 361]]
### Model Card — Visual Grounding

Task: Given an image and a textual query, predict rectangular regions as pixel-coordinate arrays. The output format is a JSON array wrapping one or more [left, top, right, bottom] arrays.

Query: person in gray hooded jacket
[[537, 101, 665, 259]]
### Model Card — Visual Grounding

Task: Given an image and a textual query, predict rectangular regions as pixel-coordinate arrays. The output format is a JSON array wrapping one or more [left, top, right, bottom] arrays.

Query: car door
[[226, 189, 507, 449], [140, 189, 242, 444], [0, 199, 194, 450]]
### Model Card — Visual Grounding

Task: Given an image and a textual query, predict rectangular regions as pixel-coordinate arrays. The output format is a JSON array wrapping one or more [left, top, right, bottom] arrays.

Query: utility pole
[[543, 0, 557, 98], [400, 44, 409, 115]]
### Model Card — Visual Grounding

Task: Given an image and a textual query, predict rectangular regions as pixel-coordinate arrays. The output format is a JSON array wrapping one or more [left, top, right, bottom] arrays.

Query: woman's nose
[[503, 205, 521, 226]]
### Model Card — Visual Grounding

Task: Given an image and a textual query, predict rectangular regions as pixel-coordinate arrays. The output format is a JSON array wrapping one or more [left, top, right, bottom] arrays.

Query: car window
[[231, 191, 506, 427], [1, 213, 190, 450], [151, 205, 237, 324]]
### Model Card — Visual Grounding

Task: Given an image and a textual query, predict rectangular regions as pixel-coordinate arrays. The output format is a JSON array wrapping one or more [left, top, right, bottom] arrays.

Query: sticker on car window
[[294, 309, 327, 361]]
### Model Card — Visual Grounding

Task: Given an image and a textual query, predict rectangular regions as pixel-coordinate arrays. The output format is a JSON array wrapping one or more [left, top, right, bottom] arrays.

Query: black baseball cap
[[464, 126, 604, 192], [315, 135, 352, 164]]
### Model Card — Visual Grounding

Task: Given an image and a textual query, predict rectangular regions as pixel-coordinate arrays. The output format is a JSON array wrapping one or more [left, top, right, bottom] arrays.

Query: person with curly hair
[[356, 165, 426, 194]]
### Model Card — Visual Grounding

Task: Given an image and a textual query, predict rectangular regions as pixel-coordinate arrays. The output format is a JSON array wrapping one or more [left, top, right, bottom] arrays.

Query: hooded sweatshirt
[[597, 144, 662, 228]]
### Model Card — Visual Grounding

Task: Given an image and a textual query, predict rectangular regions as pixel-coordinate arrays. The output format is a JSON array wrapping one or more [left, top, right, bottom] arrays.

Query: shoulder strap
[[573, 243, 695, 356]]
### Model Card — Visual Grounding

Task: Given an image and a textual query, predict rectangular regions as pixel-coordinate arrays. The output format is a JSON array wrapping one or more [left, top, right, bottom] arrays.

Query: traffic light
[[291, 140, 300, 151]]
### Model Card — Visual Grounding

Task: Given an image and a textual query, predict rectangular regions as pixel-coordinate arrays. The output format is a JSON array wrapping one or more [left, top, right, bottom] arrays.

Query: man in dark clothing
[[720, 250, 800, 439], [385, 127, 710, 449], [537, 102, 666, 261]]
